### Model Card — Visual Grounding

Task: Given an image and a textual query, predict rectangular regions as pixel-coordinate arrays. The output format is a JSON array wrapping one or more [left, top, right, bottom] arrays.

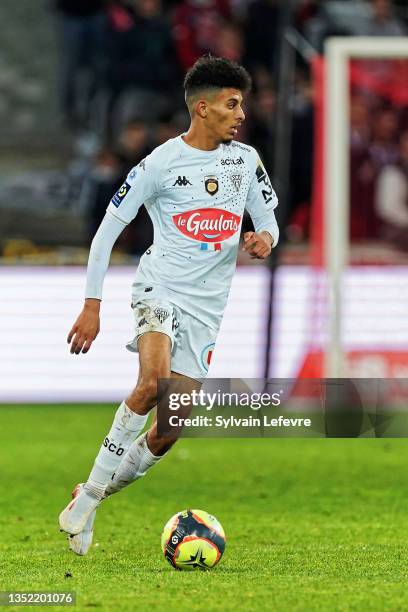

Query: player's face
[[206, 88, 246, 145]]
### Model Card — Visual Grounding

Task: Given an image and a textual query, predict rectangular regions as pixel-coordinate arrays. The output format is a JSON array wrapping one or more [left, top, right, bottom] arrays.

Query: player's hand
[[67, 299, 101, 354], [242, 231, 273, 259]]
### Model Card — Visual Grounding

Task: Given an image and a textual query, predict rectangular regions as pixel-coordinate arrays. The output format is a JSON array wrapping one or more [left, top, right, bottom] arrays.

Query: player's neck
[[182, 126, 220, 152]]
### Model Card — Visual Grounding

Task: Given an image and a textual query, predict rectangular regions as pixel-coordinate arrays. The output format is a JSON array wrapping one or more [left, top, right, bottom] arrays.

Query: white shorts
[[126, 299, 219, 381]]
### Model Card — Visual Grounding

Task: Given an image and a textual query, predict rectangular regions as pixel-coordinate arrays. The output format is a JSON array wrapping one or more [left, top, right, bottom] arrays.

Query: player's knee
[[128, 378, 158, 411], [140, 378, 159, 405]]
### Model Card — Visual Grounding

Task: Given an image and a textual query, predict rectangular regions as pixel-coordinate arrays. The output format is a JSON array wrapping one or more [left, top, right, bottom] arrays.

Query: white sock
[[105, 432, 163, 496], [85, 402, 148, 498]]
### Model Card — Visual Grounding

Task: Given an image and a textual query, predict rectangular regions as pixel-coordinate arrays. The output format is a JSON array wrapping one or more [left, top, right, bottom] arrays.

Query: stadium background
[[1, 1, 408, 610]]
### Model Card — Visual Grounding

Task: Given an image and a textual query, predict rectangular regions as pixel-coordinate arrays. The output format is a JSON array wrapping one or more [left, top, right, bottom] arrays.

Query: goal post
[[324, 37, 408, 377]]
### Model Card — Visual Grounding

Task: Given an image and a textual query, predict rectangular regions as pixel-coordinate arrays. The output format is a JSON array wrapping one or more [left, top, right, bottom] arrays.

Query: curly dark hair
[[184, 55, 252, 103]]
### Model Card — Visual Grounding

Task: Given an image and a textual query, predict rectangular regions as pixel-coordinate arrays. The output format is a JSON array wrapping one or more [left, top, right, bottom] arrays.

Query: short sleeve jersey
[[107, 136, 278, 329]]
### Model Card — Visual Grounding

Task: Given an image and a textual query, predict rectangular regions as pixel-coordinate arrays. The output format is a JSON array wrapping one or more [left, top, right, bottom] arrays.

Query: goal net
[[297, 37, 408, 378]]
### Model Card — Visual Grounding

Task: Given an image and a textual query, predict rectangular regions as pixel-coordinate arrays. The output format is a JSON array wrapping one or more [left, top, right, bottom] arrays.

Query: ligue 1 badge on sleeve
[[204, 175, 219, 196], [112, 181, 131, 207]]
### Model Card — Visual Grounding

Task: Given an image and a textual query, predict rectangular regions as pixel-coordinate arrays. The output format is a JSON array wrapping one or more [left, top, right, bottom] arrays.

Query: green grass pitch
[[1, 404, 408, 611]]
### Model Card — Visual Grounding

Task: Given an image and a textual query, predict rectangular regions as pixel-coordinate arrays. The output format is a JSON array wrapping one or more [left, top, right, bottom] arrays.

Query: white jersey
[[105, 136, 278, 329]]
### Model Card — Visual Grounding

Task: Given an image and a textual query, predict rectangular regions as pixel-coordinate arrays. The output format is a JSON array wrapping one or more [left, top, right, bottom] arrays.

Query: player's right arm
[[67, 211, 127, 354], [67, 156, 162, 354]]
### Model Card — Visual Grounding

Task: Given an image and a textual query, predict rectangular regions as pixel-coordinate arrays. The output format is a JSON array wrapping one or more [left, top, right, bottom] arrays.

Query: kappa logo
[[204, 175, 219, 195], [154, 307, 169, 324], [230, 174, 242, 192], [221, 156, 244, 166], [139, 158, 146, 171], [173, 175, 192, 187]]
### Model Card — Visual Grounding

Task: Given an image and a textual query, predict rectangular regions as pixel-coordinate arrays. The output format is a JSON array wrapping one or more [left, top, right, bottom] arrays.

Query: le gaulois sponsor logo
[[172, 208, 241, 242]]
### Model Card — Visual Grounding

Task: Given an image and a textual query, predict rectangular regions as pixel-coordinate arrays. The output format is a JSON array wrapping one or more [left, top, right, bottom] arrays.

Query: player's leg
[[105, 372, 200, 495], [69, 371, 196, 555], [59, 331, 171, 535], [116, 305, 219, 489]]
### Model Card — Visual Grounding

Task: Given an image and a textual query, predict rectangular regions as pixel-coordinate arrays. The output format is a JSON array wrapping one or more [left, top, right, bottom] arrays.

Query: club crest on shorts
[[230, 174, 242, 193], [204, 175, 218, 196], [154, 307, 169, 324], [201, 342, 216, 372]]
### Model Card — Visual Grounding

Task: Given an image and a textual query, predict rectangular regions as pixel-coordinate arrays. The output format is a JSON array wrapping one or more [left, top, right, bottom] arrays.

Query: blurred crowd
[[54, 0, 285, 253], [292, 0, 408, 250], [350, 68, 408, 249], [296, 0, 406, 50], [53, 0, 408, 254], [54, 0, 283, 135]]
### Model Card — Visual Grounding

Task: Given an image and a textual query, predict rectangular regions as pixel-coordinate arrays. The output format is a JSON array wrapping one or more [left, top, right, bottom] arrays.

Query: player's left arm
[[243, 155, 279, 259]]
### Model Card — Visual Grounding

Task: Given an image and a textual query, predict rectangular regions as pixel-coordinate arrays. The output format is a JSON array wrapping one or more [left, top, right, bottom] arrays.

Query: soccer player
[[59, 55, 279, 555]]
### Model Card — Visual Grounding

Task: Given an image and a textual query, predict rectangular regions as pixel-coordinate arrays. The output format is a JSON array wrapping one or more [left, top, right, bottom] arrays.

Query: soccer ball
[[161, 509, 226, 570]]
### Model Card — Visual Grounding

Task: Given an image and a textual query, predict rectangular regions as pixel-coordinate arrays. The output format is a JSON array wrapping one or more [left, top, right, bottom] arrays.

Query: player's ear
[[196, 100, 208, 119]]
